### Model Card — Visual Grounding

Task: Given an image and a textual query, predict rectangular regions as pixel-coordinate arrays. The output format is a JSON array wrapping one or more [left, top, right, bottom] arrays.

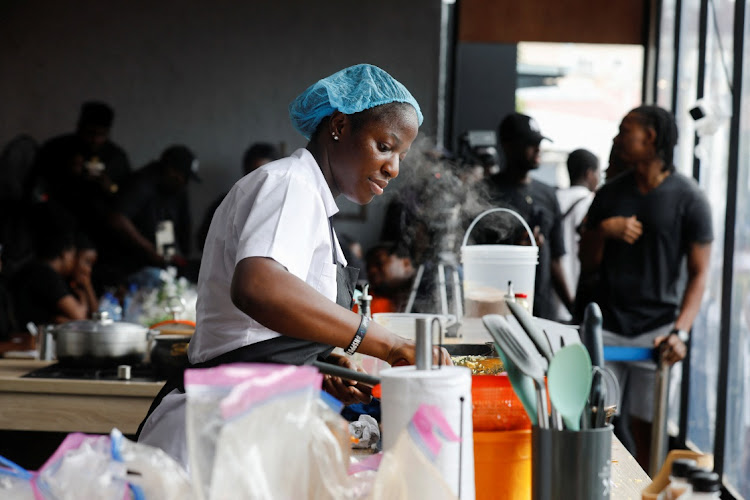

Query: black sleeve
[[683, 189, 713, 244], [583, 187, 608, 229]]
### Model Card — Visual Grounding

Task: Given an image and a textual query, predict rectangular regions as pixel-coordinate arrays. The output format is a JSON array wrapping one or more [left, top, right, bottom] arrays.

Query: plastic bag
[[110, 429, 194, 500], [185, 363, 365, 500], [36, 433, 128, 500], [0, 456, 36, 500], [368, 404, 459, 500]]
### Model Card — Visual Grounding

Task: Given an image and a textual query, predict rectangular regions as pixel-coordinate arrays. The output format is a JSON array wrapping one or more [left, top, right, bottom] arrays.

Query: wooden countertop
[[0, 360, 162, 434], [0, 359, 651, 497]]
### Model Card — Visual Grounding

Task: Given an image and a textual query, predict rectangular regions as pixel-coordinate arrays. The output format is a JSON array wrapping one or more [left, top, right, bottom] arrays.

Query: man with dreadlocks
[[579, 105, 713, 470]]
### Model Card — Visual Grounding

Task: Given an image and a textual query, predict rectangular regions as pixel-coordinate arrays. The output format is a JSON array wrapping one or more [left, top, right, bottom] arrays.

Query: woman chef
[[137, 64, 451, 466]]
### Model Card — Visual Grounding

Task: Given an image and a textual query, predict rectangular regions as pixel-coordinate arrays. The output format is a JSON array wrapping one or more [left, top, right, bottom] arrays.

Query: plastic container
[[686, 471, 720, 498], [462, 208, 539, 317], [98, 292, 122, 321], [666, 458, 697, 499], [472, 374, 531, 431], [474, 429, 532, 500]]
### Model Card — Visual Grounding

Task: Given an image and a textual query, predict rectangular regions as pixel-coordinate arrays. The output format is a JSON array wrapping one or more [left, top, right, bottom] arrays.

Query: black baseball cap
[[498, 113, 552, 145], [160, 145, 201, 183]]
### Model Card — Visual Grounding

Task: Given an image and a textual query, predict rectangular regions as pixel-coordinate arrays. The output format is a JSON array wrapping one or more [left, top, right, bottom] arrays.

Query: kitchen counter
[[0, 360, 162, 434], [0, 359, 651, 497]]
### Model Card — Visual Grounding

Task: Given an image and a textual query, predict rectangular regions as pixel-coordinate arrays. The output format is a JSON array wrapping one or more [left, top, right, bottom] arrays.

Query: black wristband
[[345, 315, 369, 355]]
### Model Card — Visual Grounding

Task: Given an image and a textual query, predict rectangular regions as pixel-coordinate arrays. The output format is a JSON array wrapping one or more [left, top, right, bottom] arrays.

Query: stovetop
[[22, 363, 164, 383]]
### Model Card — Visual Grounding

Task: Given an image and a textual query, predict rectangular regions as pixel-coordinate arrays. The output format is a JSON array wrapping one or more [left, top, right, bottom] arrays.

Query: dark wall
[[0, 0, 442, 252], [452, 42, 517, 151]]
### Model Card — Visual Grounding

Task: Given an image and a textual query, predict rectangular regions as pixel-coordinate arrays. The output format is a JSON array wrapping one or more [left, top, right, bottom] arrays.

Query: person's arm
[[551, 257, 574, 314], [654, 241, 711, 365], [579, 215, 643, 273], [70, 278, 98, 317], [55, 294, 89, 322], [108, 212, 166, 266], [230, 256, 449, 367]]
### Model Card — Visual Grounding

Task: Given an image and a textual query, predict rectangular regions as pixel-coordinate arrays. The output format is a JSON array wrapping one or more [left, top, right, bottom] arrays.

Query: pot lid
[[54, 314, 148, 335]]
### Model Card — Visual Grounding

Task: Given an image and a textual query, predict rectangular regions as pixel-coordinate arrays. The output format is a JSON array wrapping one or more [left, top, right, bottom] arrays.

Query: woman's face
[[330, 106, 419, 204], [614, 112, 655, 164]]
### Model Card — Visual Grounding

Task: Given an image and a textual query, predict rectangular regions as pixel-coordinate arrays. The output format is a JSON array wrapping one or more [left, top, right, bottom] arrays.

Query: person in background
[[365, 242, 416, 313], [338, 233, 367, 285], [197, 142, 281, 251], [10, 203, 93, 326], [579, 105, 712, 470], [604, 140, 634, 183], [137, 63, 451, 466], [30, 101, 131, 200], [70, 233, 99, 316], [482, 112, 573, 320], [97, 145, 199, 288], [553, 148, 600, 321]]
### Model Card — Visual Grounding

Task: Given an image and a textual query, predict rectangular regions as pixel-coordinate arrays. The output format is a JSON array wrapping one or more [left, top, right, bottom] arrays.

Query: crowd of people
[[0, 100, 280, 337], [0, 73, 712, 471]]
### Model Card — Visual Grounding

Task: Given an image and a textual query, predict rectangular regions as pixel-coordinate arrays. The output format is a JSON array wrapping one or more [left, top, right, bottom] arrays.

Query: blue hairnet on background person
[[289, 63, 424, 140], [137, 63, 450, 470]]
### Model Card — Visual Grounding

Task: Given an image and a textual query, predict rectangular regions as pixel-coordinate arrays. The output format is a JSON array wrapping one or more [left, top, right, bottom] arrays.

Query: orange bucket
[[472, 374, 531, 431], [474, 429, 532, 500]]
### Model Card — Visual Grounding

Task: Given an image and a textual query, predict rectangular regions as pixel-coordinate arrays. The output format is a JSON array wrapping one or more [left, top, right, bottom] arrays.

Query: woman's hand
[[321, 353, 373, 405], [385, 337, 453, 367]]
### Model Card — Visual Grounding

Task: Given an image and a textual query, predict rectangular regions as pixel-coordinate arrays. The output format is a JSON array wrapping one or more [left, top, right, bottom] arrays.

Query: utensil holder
[[531, 424, 613, 500]]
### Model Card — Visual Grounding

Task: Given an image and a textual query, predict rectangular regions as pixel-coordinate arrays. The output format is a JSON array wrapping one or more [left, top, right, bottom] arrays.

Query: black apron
[[135, 220, 358, 438]]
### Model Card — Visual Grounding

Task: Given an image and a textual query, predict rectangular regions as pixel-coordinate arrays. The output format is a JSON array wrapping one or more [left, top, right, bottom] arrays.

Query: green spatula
[[547, 344, 592, 431]]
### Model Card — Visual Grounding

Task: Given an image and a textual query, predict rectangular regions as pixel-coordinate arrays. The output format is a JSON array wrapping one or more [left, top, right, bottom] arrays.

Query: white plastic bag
[[185, 363, 364, 500], [369, 404, 459, 500], [0, 456, 35, 500], [110, 429, 194, 500]]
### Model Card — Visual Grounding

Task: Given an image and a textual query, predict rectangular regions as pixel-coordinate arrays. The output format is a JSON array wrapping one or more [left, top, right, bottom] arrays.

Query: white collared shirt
[[189, 148, 345, 363]]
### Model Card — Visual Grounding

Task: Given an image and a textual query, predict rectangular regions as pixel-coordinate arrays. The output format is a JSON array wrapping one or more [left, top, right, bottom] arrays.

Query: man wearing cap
[[484, 112, 573, 321], [98, 145, 199, 286]]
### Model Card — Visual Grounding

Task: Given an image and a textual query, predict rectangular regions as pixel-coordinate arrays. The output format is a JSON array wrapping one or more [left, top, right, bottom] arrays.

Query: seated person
[[10, 204, 94, 325], [365, 242, 416, 313], [197, 142, 280, 251], [97, 145, 199, 288]]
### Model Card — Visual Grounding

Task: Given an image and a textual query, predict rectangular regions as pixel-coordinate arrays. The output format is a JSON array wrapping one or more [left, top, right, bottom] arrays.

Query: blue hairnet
[[289, 64, 424, 140]]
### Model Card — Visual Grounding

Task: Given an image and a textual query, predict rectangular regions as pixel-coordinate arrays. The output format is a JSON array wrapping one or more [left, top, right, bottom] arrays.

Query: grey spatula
[[482, 314, 548, 428]]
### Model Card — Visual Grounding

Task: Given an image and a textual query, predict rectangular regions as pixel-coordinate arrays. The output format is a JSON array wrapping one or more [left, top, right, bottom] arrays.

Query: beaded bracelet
[[345, 315, 370, 355]]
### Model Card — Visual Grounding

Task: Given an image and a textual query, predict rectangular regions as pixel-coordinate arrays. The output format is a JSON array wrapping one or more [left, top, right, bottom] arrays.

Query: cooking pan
[[51, 312, 157, 367]]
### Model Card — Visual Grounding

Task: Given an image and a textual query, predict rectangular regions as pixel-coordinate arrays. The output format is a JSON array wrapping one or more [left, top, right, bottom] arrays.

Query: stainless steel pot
[[51, 312, 157, 367]]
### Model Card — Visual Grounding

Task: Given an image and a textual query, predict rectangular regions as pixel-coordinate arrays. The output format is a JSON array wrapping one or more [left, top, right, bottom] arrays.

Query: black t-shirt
[[10, 261, 71, 326], [585, 171, 713, 336], [480, 174, 566, 320], [96, 163, 191, 285]]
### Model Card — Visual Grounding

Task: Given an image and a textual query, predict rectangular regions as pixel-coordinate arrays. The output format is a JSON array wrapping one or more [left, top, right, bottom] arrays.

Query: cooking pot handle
[[146, 329, 161, 340]]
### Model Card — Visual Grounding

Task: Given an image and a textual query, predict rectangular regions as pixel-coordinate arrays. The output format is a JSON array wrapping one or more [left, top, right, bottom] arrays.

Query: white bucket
[[461, 208, 539, 317]]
